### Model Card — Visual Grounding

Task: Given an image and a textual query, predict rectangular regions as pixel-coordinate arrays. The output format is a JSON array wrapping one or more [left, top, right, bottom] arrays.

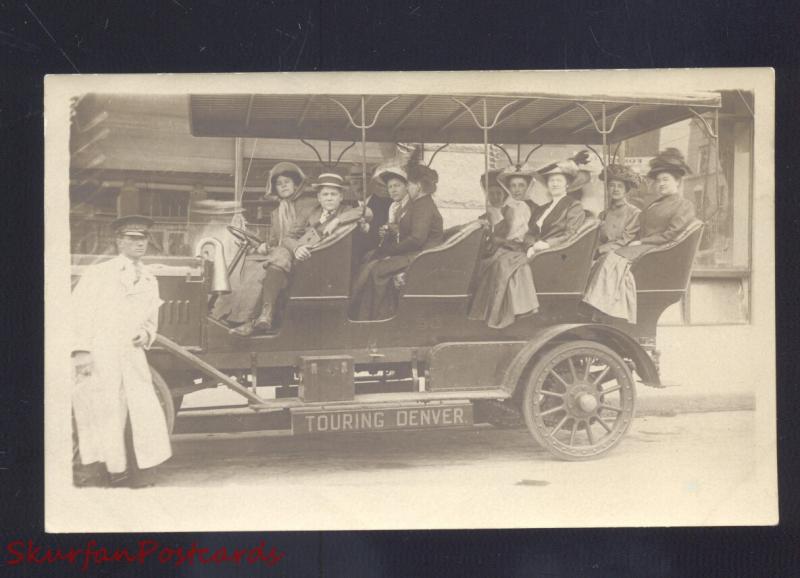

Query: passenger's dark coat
[[583, 191, 697, 323], [615, 193, 695, 261], [526, 195, 587, 248], [597, 200, 641, 255], [377, 193, 444, 257], [351, 194, 444, 320]]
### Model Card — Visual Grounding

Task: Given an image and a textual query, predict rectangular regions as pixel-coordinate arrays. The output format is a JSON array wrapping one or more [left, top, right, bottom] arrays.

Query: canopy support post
[[483, 99, 489, 216], [450, 96, 521, 215], [361, 96, 367, 206], [231, 137, 246, 229], [328, 95, 400, 206], [602, 103, 609, 207]]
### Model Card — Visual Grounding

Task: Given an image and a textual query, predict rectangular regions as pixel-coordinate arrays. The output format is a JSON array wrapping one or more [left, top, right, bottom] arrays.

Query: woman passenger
[[226, 162, 317, 336], [596, 164, 641, 256], [583, 148, 697, 322], [350, 164, 444, 320], [467, 166, 539, 329], [524, 156, 590, 258]]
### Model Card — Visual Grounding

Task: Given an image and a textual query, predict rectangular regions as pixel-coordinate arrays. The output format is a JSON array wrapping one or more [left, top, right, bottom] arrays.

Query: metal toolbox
[[297, 355, 355, 403]]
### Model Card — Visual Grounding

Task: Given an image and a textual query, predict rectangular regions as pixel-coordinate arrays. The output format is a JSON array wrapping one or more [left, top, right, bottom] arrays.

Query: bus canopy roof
[[189, 91, 721, 145]]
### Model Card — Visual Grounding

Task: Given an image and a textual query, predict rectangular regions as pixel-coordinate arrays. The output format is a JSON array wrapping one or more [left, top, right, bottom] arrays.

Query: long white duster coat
[[71, 255, 172, 473]]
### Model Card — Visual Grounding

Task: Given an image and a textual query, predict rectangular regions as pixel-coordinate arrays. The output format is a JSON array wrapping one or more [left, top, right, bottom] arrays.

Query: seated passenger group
[[222, 162, 371, 336], [468, 156, 590, 329], [219, 147, 697, 334], [350, 160, 444, 320], [582, 148, 697, 323]]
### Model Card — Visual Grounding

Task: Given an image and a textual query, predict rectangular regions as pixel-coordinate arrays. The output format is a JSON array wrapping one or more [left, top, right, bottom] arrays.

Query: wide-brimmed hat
[[534, 158, 592, 192], [374, 165, 408, 185], [111, 215, 154, 237], [266, 161, 307, 200], [599, 164, 640, 189], [407, 164, 439, 194], [496, 165, 535, 197], [312, 172, 347, 190], [646, 148, 692, 179]]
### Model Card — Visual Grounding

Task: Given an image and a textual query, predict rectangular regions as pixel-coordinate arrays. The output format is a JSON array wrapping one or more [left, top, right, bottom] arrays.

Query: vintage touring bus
[[70, 88, 721, 460]]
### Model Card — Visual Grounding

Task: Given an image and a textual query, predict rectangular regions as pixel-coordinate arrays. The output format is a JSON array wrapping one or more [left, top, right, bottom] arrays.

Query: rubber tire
[[521, 340, 635, 461], [150, 366, 176, 435]]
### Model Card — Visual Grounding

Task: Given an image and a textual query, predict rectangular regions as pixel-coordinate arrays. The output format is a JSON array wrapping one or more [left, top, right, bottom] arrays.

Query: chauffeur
[[71, 215, 172, 487]]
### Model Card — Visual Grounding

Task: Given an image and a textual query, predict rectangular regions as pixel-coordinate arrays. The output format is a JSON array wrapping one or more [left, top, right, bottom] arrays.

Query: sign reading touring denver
[[291, 403, 473, 434]]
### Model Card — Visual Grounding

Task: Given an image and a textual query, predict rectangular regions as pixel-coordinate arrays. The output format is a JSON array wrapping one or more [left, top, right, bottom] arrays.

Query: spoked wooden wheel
[[522, 341, 635, 461]]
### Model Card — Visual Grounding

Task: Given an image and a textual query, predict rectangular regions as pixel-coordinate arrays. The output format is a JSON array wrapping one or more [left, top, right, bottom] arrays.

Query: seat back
[[631, 220, 705, 291], [290, 224, 357, 298], [402, 220, 485, 296], [529, 219, 600, 294]]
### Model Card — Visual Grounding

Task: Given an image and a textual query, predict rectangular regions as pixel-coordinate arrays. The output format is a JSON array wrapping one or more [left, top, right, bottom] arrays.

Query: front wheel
[[521, 340, 636, 461], [150, 366, 176, 435]]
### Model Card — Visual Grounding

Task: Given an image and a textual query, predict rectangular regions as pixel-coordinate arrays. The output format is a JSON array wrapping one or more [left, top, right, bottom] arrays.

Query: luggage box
[[297, 355, 354, 402]]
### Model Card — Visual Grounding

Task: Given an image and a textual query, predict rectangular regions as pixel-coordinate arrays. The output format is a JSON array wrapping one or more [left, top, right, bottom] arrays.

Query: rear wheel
[[150, 367, 176, 435], [522, 340, 635, 461]]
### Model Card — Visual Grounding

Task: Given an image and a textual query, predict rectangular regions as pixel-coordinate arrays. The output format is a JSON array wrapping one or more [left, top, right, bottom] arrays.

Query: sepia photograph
[[44, 69, 776, 531]]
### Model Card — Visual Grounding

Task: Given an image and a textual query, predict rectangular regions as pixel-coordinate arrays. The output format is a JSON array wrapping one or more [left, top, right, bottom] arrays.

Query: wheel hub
[[577, 393, 598, 412], [564, 384, 601, 418]]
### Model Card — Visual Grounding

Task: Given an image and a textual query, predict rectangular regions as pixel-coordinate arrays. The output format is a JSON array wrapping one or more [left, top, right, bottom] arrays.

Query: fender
[[501, 323, 660, 395]]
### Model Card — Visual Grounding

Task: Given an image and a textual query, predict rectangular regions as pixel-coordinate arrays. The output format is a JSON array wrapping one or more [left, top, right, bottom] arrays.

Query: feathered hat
[[599, 163, 640, 189], [534, 150, 592, 192], [405, 144, 439, 194], [646, 148, 692, 179]]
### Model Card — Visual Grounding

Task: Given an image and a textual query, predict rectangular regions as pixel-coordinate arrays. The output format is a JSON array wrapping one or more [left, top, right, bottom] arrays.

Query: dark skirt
[[350, 253, 416, 321], [468, 247, 539, 329]]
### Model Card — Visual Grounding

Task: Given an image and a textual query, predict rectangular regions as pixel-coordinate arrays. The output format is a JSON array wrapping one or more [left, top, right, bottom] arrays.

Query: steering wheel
[[226, 225, 263, 248]]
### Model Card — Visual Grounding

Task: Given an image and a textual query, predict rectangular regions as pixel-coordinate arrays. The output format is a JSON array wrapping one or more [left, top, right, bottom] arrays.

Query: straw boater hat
[[599, 164, 640, 190], [312, 172, 347, 190], [265, 161, 308, 201], [646, 148, 693, 179], [111, 215, 154, 237], [534, 155, 592, 193]]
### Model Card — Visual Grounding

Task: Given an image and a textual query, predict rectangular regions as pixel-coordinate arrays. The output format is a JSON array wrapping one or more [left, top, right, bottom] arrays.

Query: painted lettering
[[443, 408, 453, 425], [317, 415, 328, 431], [342, 413, 353, 430], [397, 410, 407, 427], [454, 407, 464, 424]]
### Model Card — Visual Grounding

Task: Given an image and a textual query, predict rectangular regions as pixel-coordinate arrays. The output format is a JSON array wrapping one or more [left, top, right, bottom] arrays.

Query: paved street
[[147, 410, 766, 528]]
